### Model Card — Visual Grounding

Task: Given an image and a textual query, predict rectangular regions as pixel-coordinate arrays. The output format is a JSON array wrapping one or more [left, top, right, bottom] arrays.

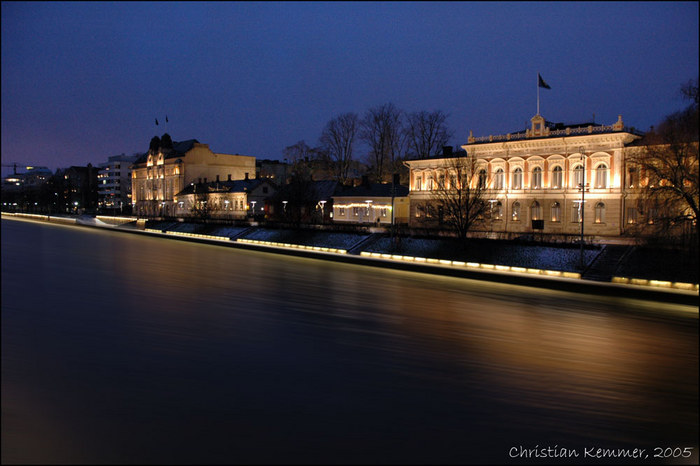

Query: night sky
[[2, 1, 698, 174]]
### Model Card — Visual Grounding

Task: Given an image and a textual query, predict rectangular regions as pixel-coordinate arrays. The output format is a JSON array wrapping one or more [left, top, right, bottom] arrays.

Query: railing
[[468, 125, 636, 144]]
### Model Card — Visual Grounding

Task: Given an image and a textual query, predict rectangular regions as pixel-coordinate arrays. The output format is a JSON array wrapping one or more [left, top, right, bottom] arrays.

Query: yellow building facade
[[131, 139, 256, 217], [406, 114, 644, 239]]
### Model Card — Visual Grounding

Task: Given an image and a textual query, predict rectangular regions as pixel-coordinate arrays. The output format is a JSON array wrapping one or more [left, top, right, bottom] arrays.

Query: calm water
[[2, 218, 698, 464]]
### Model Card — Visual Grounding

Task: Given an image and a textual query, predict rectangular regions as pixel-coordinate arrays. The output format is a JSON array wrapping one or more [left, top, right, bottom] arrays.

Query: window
[[512, 201, 521, 221], [573, 164, 584, 187], [415, 175, 422, 191], [339, 207, 345, 216], [573, 202, 583, 223], [493, 201, 503, 220], [438, 174, 445, 189], [551, 202, 561, 222], [449, 174, 457, 190], [427, 175, 434, 190], [532, 167, 542, 189], [647, 208, 657, 225], [627, 167, 638, 188], [551, 166, 563, 189], [595, 164, 609, 188], [513, 168, 523, 190], [478, 169, 487, 189], [626, 207, 637, 224], [494, 169, 504, 190], [353, 207, 359, 217], [381, 208, 387, 217], [595, 202, 605, 224], [530, 201, 542, 221]]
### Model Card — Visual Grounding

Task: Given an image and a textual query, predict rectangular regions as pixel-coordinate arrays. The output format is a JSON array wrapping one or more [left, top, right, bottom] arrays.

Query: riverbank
[[3, 212, 697, 306]]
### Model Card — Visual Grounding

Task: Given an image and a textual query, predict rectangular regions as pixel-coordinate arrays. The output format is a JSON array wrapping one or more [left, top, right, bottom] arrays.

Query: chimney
[[245, 172, 249, 180], [216, 174, 220, 182], [228, 174, 232, 181]]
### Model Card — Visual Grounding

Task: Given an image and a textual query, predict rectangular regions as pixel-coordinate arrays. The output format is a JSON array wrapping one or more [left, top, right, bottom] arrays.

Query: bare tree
[[320, 112, 359, 186], [424, 150, 490, 242], [190, 183, 211, 221], [405, 110, 454, 159], [628, 78, 699, 247], [360, 103, 405, 182]]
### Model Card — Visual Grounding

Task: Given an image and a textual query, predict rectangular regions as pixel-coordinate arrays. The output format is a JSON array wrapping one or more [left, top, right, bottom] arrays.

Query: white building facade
[[406, 114, 644, 239]]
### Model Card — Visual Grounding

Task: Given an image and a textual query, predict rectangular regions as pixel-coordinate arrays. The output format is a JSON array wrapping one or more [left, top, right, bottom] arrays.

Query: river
[[1, 218, 697, 464]]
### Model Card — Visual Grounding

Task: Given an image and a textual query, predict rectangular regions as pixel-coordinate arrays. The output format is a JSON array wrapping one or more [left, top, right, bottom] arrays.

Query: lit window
[[478, 169, 487, 189], [494, 169, 504, 190], [512, 201, 521, 221], [532, 167, 542, 189], [512, 168, 523, 190], [551, 202, 561, 222], [551, 166, 563, 189], [493, 201, 503, 220], [595, 164, 609, 188], [530, 201, 542, 220], [573, 164, 584, 187], [595, 202, 605, 224], [573, 202, 583, 223], [627, 207, 637, 224], [415, 175, 422, 191]]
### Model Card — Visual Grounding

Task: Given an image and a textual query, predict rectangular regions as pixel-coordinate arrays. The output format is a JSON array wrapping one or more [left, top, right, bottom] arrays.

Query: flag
[[166, 115, 169, 123], [155, 118, 159, 125], [538, 74, 551, 90]]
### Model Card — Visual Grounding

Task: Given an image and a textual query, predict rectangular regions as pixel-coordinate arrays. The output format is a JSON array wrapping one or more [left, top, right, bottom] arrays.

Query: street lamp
[[250, 200, 257, 216], [318, 200, 326, 223], [578, 147, 590, 270]]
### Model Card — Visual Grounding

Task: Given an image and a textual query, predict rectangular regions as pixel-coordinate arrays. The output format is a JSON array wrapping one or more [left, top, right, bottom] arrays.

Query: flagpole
[[537, 71, 540, 115]]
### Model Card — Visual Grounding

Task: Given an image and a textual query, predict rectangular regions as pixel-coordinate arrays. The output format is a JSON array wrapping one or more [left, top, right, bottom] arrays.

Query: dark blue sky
[[2, 1, 698, 173]]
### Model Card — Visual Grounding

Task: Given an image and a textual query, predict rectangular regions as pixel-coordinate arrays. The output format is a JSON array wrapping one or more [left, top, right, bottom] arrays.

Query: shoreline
[[2, 212, 698, 308]]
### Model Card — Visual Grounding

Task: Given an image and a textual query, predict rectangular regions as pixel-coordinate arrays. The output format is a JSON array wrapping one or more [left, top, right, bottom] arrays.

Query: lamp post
[[318, 200, 326, 223], [578, 147, 589, 270], [250, 200, 257, 217]]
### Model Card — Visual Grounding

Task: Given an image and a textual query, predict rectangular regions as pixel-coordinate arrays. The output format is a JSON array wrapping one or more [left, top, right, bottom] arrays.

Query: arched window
[[427, 175, 434, 190], [493, 200, 503, 220], [512, 201, 521, 221], [551, 202, 561, 222], [513, 168, 523, 190], [415, 175, 422, 191], [531, 201, 542, 221], [595, 163, 609, 188], [573, 164, 584, 187], [532, 167, 542, 189], [478, 169, 487, 189], [573, 201, 583, 223], [595, 202, 605, 224], [494, 168, 504, 190], [551, 166, 563, 189]]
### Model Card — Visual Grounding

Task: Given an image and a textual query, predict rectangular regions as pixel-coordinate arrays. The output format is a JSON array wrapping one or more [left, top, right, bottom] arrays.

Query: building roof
[[174, 178, 273, 196], [133, 139, 200, 165], [333, 182, 409, 198]]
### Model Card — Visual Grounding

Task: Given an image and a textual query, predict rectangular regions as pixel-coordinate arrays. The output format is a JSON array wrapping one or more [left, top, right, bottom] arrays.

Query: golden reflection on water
[[3, 219, 698, 463]]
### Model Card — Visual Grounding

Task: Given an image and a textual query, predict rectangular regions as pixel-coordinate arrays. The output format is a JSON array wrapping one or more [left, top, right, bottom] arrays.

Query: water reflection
[[2, 219, 697, 464]]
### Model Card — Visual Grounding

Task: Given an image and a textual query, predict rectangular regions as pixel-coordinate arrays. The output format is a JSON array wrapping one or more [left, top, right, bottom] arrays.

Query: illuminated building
[[332, 182, 409, 225], [405, 114, 645, 239], [173, 177, 277, 219], [97, 154, 140, 213], [131, 139, 256, 217]]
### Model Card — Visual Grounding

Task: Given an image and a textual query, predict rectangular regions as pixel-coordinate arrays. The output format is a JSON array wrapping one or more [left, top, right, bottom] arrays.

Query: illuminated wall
[[406, 114, 641, 238]]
